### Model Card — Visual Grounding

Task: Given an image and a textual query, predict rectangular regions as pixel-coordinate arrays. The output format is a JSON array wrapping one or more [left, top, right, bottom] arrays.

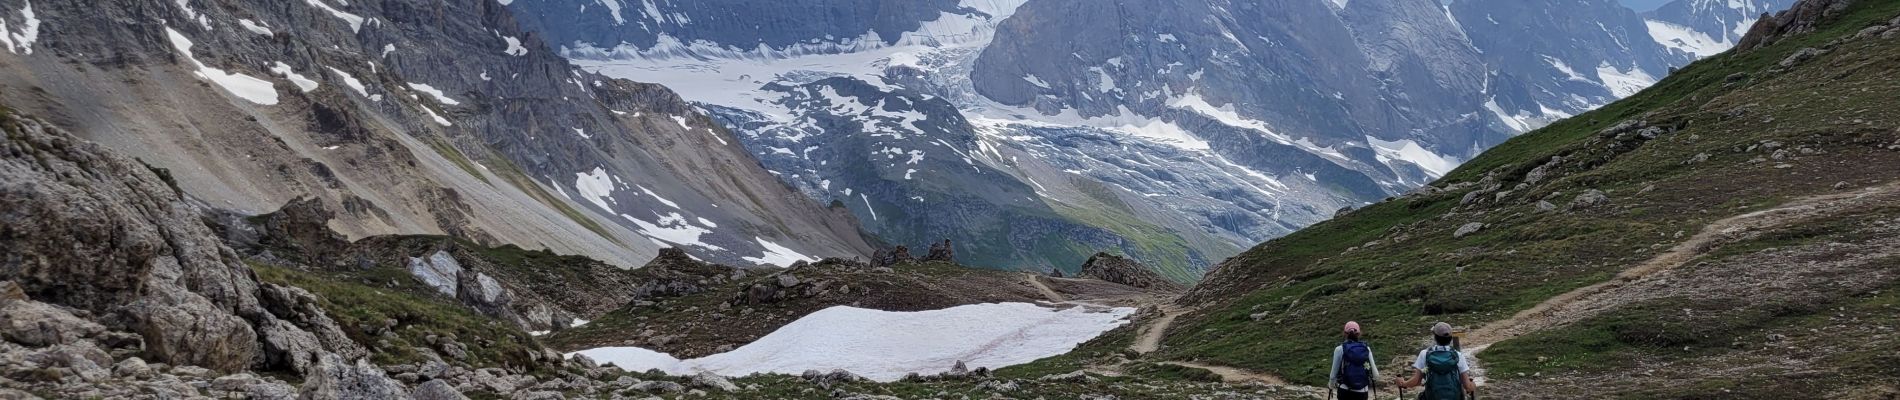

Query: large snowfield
[[570, 303, 1136, 381]]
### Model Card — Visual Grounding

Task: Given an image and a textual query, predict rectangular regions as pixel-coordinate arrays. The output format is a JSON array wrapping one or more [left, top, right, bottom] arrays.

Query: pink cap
[[1344, 321, 1361, 334]]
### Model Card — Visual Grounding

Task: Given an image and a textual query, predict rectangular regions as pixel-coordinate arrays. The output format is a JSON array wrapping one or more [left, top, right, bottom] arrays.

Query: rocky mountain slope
[[3, 102, 1289, 398], [0, 0, 875, 269], [499, 0, 1798, 280], [1138, 0, 1900, 396]]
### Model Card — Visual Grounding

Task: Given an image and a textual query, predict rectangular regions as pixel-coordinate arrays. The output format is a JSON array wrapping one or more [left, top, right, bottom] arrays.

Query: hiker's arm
[[1394, 371, 1423, 389], [1368, 351, 1380, 382], [1461, 373, 1478, 393], [1330, 346, 1345, 386]]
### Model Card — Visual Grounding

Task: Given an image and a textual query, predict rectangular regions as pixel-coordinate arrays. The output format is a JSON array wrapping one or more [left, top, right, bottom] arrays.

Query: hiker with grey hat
[[1394, 322, 1476, 400]]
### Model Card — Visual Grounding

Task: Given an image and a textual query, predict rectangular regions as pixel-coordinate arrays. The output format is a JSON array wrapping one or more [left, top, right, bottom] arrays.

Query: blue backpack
[[1338, 340, 1372, 390]]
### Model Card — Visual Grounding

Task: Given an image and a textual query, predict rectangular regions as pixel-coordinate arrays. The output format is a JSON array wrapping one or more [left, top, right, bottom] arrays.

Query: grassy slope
[[1159, 0, 1900, 388], [249, 261, 547, 370]]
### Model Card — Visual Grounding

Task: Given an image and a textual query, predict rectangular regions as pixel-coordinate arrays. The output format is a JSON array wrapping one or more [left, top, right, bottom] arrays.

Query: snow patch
[[572, 303, 1134, 382], [1645, 19, 1731, 58], [1595, 62, 1658, 98], [742, 237, 816, 266], [0, 0, 41, 54], [1365, 136, 1459, 177], [622, 212, 723, 251], [238, 19, 273, 36], [635, 185, 680, 209], [165, 28, 279, 105], [327, 66, 369, 97], [269, 62, 320, 93], [420, 106, 452, 127], [1022, 74, 1050, 89], [503, 36, 528, 56], [574, 167, 619, 212], [301, 0, 365, 32], [406, 82, 462, 106]]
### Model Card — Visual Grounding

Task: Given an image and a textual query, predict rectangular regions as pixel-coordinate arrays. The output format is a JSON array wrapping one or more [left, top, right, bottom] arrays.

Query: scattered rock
[[1038, 370, 1099, 383], [114, 356, 153, 378], [631, 380, 685, 394], [691, 371, 740, 392], [976, 379, 1020, 392], [212, 372, 264, 391], [246, 380, 300, 400], [803, 369, 862, 389], [298, 353, 411, 400], [0, 296, 105, 347], [1780, 47, 1826, 67], [1524, 156, 1563, 184], [29, 341, 113, 382], [1535, 200, 1557, 212], [1853, 25, 1890, 39], [1571, 189, 1609, 209], [510, 391, 565, 400], [1454, 222, 1487, 239], [407, 250, 464, 297]]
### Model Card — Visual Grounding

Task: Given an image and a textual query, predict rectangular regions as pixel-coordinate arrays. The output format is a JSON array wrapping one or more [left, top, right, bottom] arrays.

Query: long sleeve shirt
[[1327, 343, 1379, 392]]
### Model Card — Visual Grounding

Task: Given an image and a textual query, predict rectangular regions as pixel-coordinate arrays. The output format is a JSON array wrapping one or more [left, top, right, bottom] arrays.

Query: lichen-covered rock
[[1571, 189, 1610, 209], [411, 380, 469, 400], [0, 295, 105, 347], [407, 250, 464, 297], [299, 353, 412, 400], [691, 371, 740, 392], [1454, 222, 1487, 238]]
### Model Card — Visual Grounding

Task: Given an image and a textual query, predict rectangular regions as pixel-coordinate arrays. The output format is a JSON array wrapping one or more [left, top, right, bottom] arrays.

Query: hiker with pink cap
[[1327, 321, 1379, 400]]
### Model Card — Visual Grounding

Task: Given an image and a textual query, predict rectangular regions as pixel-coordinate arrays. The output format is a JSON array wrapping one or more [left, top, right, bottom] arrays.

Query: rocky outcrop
[[1078, 253, 1186, 292], [0, 110, 363, 378], [1737, 0, 1856, 51], [872, 246, 915, 269], [923, 240, 956, 262], [3, 114, 259, 372]]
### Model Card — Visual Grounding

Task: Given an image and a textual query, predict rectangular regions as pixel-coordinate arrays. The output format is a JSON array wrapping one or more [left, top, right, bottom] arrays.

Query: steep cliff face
[[0, 0, 873, 269], [2, 110, 361, 374]]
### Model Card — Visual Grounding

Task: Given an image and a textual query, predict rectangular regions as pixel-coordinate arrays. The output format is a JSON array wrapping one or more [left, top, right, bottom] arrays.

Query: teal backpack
[[1422, 347, 1465, 400]]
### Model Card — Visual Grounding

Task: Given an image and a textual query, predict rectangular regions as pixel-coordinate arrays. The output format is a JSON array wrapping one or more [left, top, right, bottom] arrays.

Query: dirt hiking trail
[[1462, 183, 1900, 353]]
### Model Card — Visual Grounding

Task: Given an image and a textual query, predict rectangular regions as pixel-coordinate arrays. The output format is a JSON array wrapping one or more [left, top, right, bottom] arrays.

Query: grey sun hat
[[1432, 322, 1454, 336]]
